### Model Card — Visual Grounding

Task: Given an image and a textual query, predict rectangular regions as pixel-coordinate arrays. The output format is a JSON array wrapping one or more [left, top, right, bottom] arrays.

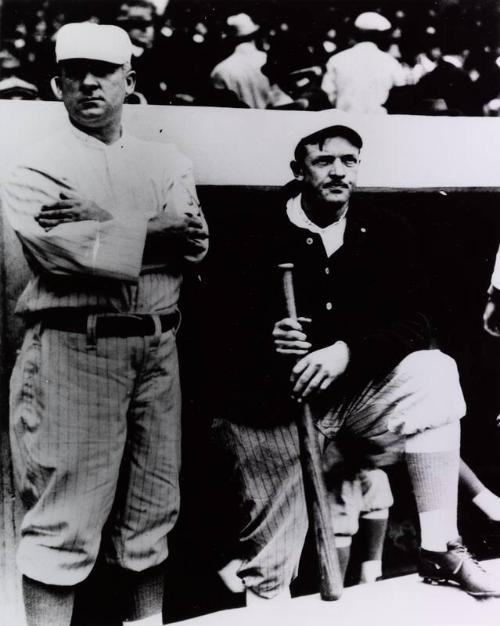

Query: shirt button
[[306, 237, 313, 245], [326, 302, 333, 311], [324, 267, 330, 275]]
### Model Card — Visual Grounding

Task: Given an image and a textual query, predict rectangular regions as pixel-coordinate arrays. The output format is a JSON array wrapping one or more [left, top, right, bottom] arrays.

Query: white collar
[[235, 41, 258, 54], [355, 41, 379, 51], [442, 55, 463, 69], [286, 194, 347, 233], [286, 194, 347, 257], [67, 119, 128, 150]]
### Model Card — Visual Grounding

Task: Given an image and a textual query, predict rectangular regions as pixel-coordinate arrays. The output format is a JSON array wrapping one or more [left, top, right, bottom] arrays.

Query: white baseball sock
[[405, 422, 460, 552]]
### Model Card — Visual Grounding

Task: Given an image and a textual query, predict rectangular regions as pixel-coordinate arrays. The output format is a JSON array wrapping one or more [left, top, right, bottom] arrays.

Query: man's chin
[[72, 110, 108, 128], [323, 190, 348, 204]]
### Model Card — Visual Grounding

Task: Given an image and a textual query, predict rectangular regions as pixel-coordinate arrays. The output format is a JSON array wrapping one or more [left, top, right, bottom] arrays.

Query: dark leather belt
[[35, 311, 180, 338]]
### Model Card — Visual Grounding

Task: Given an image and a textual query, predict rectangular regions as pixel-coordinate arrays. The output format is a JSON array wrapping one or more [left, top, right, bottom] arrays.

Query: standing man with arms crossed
[[2, 22, 208, 626], [210, 120, 500, 604]]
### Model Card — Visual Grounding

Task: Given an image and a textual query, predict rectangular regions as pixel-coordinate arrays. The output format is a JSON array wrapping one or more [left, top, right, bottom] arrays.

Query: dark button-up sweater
[[203, 182, 434, 424]]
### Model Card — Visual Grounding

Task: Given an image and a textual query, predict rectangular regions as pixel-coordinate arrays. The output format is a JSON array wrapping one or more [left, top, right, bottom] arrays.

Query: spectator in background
[[24, 12, 60, 100], [210, 13, 272, 109], [0, 75, 38, 99], [471, 51, 500, 115], [0, 41, 39, 99], [407, 31, 442, 85], [414, 38, 482, 115], [321, 12, 407, 114], [262, 36, 331, 110], [116, 0, 171, 103]]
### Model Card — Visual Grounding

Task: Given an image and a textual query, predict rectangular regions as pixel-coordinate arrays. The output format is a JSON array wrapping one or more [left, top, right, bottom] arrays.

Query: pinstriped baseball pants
[[10, 321, 181, 586], [213, 350, 465, 598]]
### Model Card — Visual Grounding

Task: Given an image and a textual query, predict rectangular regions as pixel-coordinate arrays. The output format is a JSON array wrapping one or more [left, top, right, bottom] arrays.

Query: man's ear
[[125, 69, 136, 96], [50, 76, 63, 100], [290, 160, 304, 182]]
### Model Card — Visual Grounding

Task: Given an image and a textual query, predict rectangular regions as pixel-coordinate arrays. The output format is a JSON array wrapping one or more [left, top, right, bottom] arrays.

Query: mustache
[[79, 95, 103, 101], [324, 181, 349, 189]]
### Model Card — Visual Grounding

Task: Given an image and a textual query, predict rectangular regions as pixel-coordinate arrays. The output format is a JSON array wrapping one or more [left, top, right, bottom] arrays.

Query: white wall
[[0, 101, 499, 189]]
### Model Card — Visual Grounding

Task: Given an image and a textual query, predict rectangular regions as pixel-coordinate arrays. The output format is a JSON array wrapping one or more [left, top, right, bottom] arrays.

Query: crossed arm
[[36, 190, 208, 261], [4, 156, 208, 281]]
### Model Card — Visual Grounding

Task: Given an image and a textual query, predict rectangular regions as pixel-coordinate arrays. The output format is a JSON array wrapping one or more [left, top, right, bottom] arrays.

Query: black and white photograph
[[0, 1, 499, 625]]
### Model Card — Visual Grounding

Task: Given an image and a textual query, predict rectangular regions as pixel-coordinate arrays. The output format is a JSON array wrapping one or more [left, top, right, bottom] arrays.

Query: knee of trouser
[[329, 478, 363, 537], [17, 529, 100, 586], [359, 468, 394, 513], [386, 350, 466, 436], [396, 350, 462, 397]]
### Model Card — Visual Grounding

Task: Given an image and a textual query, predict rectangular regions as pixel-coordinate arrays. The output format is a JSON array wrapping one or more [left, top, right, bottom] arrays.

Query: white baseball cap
[[226, 13, 260, 38], [354, 12, 392, 32], [56, 23, 133, 65]]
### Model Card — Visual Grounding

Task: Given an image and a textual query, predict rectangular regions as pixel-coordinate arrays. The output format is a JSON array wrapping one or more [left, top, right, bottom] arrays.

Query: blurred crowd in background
[[0, 0, 499, 115]]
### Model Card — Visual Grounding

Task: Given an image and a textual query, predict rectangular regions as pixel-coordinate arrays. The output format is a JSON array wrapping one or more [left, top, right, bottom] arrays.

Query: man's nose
[[81, 71, 99, 87], [329, 159, 344, 177]]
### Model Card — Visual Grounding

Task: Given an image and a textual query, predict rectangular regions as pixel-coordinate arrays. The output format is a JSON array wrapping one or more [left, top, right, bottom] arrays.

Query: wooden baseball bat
[[278, 263, 343, 601]]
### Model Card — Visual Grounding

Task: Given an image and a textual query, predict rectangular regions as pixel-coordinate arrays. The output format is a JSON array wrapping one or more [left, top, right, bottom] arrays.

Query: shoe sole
[[421, 576, 500, 598]]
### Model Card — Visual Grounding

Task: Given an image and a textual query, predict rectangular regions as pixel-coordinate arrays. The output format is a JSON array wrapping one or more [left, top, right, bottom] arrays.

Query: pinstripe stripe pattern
[[2, 121, 208, 315], [4, 121, 207, 587], [214, 350, 465, 598], [10, 324, 181, 585], [212, 418, 307, 599]]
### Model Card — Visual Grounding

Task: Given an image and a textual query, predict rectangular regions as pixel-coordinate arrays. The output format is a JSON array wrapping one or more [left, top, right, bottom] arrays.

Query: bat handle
[[277, 262, 343, 601], [278, 263, 297, 319]]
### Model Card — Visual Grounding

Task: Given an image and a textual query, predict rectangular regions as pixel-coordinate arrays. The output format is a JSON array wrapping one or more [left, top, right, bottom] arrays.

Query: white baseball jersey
[[211, 42, 272, 109], [4, 120, 208, 586], [3, 121, 208, 316], [322, 42, 407, 113]]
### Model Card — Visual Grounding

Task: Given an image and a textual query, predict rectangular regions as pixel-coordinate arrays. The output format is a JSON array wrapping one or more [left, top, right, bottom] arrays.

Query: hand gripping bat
[[278, 263, 343, 601]]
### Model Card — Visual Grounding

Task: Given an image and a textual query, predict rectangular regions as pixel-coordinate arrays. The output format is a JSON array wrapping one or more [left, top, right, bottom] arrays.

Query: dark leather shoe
[[419, 538, 500, 597]]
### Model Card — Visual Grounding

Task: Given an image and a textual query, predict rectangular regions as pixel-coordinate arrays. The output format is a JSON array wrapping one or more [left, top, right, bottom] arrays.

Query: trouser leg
[[212, 418, 307, 599], [10, 327, 131, 586], [22, 575, 75, 626], [121, 565, 165, 624], [318, 350, 466, 550], [383, 350, 463, 551], [107, 329, 181, 620]]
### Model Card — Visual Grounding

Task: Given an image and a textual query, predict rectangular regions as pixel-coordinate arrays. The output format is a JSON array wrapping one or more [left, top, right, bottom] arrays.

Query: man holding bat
[[210, 120, 500, 603]]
